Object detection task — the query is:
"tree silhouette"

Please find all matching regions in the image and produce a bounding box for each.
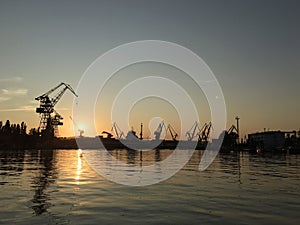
[3,120,11,135]
[0,120,28,137]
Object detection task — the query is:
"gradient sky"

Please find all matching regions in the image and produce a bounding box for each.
[0,0,299,138]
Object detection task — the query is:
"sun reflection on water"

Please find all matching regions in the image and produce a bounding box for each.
[75,150,82,185]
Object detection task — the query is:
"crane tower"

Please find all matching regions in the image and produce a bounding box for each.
[35,82,78,137]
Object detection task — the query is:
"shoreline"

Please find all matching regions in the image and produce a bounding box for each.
[1,136,299,154]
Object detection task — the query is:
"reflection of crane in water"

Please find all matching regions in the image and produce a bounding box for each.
[31,150,57,215]
[35,82,78,137]
[69,116,84,137]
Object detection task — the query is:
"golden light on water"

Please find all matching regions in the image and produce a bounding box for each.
[75,149,82,185]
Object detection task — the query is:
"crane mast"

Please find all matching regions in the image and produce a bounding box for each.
[35,82,78,137]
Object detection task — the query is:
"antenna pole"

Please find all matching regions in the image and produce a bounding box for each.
[140,123,143,140]
[235,116,240,144]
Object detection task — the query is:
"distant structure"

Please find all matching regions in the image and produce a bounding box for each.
[235,116,240,143]
[35,82,78,138]
[69,116,84,137]
[112,122,125,139]
[248,130,297,151]
[140,123,143,140]
[185,121,212,143]
[153,121,178,141]
[125,127,139,141]
[154,121,166,140]
[248,131,285,150]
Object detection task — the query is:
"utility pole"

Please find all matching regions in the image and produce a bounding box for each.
[235,116,240,144]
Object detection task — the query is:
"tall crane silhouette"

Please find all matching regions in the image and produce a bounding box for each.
[186,121,200,141]
[154,121,167,140]
[186,121,212,142]
[167,124,178,141]
[35,82,78,137]
[154,121,178,141]
[199,122,212,143]
[111,122,125,139]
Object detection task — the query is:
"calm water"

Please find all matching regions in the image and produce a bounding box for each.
[0,149,299,225]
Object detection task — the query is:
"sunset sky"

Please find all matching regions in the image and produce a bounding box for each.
[0,0,299,138]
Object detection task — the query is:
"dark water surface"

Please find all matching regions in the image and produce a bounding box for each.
[0,149,299,225]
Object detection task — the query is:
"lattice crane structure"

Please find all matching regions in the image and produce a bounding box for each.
[35,82,78,137]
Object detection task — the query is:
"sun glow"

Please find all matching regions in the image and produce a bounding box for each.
[77,124,85,131]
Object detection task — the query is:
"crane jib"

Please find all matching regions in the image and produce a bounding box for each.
[35,82,78,137]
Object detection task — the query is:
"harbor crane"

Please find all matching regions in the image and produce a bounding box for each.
[227,124,238,135]
[154,121,167,140]
[35,82,78,137]
[186,121,200,141]
[167,124,178,141]
[154,121,178,141]
[186,122,212,142]
[112,122,125,140]
[199,122,212,143]
[222,124,239,146]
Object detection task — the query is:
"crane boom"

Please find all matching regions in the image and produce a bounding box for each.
[35,83,63,100]
[35,82,78,106]
[227,124,238,134]
[199,122,212,142]
[52,83,77,106]
[112,122,125,139]
[186,121,200,141]
[167,124,178,141]
[154,121,178,141]
[154,121,167,140]
[35,82,78,137]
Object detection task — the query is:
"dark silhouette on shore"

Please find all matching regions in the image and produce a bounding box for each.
[0,119,58,150]
[0,120,30,149]
[1,117,300,154]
